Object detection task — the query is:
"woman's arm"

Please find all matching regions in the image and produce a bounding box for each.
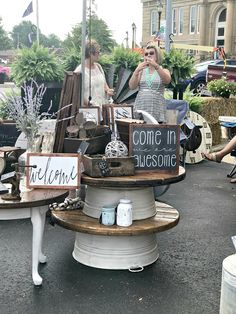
[146,57,171,84]
[155,66,171,84]
[97,63,114,96]
[129,61,148,89]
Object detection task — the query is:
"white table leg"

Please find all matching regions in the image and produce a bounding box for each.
[31,206,47,286]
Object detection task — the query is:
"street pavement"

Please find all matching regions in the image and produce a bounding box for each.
[0,159,236,314]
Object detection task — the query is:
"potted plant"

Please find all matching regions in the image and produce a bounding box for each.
[162,49,195,99]
[0,88,22,147]
[10,43,65,114]
[1,80,51,148]
[0,65,10,84]
[207,79,236,98]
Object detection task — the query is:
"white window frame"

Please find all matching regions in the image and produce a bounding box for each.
[151,10,158,36]
[172,8,177,34]
[189,5,197,34]
[197,5,200,34]
[178,7,184,35]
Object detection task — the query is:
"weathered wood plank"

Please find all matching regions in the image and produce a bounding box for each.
[51,202,179,236]
[81,166,185,187]
[53,72,74,152]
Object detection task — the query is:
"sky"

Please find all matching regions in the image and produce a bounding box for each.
[0,0,143,46]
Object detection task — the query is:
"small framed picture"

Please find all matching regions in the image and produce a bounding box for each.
[79,106,101,125]
[111,104,134,134]
[111,105,134,122]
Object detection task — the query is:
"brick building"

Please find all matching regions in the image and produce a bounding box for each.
[141,0,236,57]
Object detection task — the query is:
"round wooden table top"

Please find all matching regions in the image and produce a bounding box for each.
[52,202,179,236]
[0,189,69,209]
[81,166,186,188]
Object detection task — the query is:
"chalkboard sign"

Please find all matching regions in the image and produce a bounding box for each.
[0,122,20,147]
[26,153,81,189]
[129,124,180,173]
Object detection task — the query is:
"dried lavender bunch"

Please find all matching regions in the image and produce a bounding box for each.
[2,80,51,145]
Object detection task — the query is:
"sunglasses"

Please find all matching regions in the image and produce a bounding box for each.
[144,51,155,56]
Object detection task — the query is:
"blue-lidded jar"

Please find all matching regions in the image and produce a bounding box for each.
[101,205,116,225]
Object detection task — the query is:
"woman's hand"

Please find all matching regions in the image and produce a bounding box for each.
[134,61,149,75]
[145,57,160,70]
[106,88,114,96]
[129,61,149,90]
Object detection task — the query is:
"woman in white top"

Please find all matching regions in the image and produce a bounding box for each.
[74,40,114,108]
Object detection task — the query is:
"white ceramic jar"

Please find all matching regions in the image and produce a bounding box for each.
[117,199,132,227]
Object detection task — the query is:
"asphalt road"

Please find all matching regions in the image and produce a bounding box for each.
[0,160,236,314]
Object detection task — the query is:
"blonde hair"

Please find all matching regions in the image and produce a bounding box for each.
[145,41,163,64]
[85,39,101,58]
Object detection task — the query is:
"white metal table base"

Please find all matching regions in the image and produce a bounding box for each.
[73,233,158,270]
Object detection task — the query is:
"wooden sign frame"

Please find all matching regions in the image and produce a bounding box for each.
[26,153,81,189]
[129,124,180,174]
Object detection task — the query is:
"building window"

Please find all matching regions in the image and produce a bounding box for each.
[197,5,200,34]
[218,28,224,37]
[219,9,226,22]
[215,8,226,49]
[179,8,184,34]
[172,8,177,34]
[151,10,158,36]
[190,5,197,34]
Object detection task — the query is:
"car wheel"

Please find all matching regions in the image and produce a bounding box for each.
[193,80,206,94]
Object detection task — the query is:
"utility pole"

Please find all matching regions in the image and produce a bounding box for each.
[132,23,136,49]
[157,1,163,47]
[125,31,129,49]
[165,0,172,52]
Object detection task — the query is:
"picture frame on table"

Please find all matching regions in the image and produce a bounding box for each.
[102,104,134,132]
[78,106,101,125]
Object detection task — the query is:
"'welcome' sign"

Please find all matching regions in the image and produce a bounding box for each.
[26,153,80,189]
[129,124,180,174]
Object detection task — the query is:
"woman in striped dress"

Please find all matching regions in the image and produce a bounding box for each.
[129,42,171,123]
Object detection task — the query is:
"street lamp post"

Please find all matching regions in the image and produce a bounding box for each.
[132,23,137,49]
[125,31,129,49]
[157,0,163,46]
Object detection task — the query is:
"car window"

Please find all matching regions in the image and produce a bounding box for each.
[195,61,215,72]
[227,60,236,65]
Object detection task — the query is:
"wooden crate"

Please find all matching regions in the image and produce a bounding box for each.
[82,154,135,177]
[116,119,144,147]
[63,133,111,154]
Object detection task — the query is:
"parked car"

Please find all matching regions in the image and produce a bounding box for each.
[184,59,236,94]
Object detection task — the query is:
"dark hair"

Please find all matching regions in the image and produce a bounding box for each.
[85,40,101,58]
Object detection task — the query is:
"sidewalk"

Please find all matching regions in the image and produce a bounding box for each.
[0,159,235,314]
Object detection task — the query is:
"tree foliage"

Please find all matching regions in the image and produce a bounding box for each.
[11,21,62,49]
[43,34,62,48]
[63,14,117,53]
[11,21,36,48]
[0,17,13,50]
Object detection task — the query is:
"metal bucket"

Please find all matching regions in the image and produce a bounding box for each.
[220,254,236,314]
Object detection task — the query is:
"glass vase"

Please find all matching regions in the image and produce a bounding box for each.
[18,136,40,188]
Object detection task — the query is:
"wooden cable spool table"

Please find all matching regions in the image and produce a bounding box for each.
[0,188,68,285]
[52,167,185,270]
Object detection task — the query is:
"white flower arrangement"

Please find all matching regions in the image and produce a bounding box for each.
[2,80,51,148]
